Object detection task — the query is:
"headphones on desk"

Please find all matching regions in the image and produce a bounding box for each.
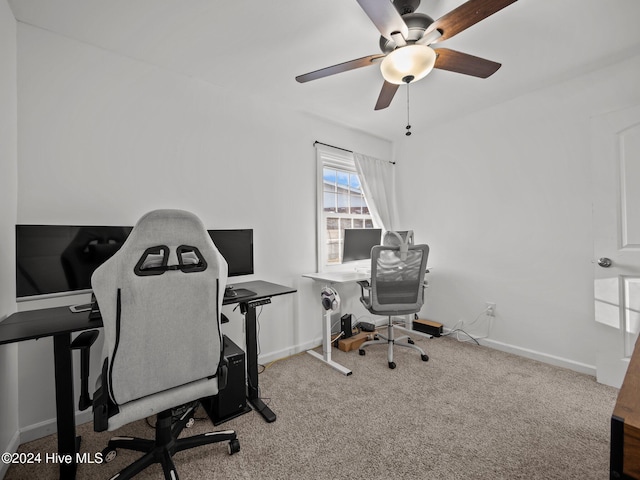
[320,287,340,312]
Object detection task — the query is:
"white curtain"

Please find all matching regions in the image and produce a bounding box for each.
[353,152,398,231]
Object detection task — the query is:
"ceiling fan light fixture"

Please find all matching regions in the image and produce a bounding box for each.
[380,44,436,85]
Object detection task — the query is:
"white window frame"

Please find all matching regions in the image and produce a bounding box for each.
[316,146,376,272]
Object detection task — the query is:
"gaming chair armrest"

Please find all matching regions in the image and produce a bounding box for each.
[92,358,112,432]
[70,330,100,411]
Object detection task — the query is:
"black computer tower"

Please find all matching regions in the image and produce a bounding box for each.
[341,313,353,338]
[201,335,251,425]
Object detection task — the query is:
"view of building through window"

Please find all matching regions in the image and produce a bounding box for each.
[322,167,374,264]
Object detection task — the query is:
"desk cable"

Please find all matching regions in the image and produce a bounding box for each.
[443,306,493,345]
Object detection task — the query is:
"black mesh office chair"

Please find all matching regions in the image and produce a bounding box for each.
[78,209,240,480]
[358,234,430,369]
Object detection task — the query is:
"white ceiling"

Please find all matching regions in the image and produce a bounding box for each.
[8,0,640,141]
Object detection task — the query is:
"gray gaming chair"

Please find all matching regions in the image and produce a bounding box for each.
[87,209,239,479]
[358,232,429,369]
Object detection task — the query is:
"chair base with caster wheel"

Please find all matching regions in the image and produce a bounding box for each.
[101,404,239,480]
[359,319,429,369]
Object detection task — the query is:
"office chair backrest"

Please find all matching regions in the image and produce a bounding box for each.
[92,209,228,407]
[369,243,429,314]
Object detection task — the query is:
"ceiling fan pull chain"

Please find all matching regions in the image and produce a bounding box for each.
[405,80,412,136]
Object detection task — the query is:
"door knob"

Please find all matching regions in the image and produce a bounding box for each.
[597,257,612,268]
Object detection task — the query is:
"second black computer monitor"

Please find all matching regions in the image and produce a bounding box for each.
[208,229,254,277]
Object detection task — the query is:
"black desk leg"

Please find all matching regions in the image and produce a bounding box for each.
[242,302,276,423]
[53,333,78,479]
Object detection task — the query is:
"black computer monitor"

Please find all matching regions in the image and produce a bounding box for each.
[16,225,256,299]
[208,229,254,277]
[16,224,133,299]
[342,228,382,263]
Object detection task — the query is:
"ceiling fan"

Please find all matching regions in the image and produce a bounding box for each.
[295,0,518,111]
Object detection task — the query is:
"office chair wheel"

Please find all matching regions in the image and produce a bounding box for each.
[388,361,396,369]
[359,349,366,356]
[421,354,429,362]
[228,439,241,455]
[185,417,195,428]
[408,338,415,345]
[101,447,117,463]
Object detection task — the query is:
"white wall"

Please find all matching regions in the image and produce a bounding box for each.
[0,0,19,475]
[15,23,392,437]
[395,53,640,372]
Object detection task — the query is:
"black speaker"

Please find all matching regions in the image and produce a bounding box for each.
[201,335,251,425]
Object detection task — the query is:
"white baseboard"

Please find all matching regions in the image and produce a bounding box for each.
[0,429,20,478]
[19,410,93,444]
[259,338,322,365]
[478,338,597,377]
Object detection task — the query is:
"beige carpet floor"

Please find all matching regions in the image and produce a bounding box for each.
[6,336,618,479]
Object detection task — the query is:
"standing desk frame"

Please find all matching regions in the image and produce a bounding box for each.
[302,271,371,376]
[222,280,296,423]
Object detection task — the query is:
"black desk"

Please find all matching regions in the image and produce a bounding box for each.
[0,279,295,480]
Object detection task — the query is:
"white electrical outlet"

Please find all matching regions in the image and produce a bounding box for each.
[486,302,496,317]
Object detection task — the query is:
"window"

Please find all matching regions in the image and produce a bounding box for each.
[316,147,376,269]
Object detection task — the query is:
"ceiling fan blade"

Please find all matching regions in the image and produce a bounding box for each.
[434,48,501,78]
[425,0,517,43]
[296,54,385,83]
[374,81,399,110]
[356,0,409,40]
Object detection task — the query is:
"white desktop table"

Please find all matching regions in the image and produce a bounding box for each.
[303,270,371,284]
[302,270,371,375]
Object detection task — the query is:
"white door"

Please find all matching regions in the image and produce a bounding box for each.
[592,104,640,388]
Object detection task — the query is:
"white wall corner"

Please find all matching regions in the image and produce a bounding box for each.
[0,428,20,478]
